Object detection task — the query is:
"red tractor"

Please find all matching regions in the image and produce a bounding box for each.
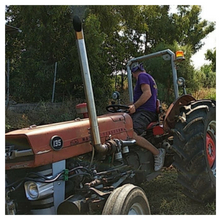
[5,16,216,215]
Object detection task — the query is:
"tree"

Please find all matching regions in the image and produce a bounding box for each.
[141,41,195,103]
[5,5,215,105]
[89,5,215,93]
[200,65,215,88]
[196,48,216,89]
[171,5,215,54]
[83,13,113,110]
[5,6,77,102]
[205,48,216,72]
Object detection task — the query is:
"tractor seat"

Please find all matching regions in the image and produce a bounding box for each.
[146,99,162,130]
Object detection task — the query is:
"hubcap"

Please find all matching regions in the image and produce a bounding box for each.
[206,121,216,177]
[206,133,215,167]
[128,203,144,215]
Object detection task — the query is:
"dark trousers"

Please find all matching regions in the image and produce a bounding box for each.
[131,111,157,135]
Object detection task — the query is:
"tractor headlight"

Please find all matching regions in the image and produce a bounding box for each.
[24,181,54,201]
[112,91,120,100]
[26,182,38,199]
[177,77,185,87]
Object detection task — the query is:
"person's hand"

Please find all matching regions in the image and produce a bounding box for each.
[128,104,136,114]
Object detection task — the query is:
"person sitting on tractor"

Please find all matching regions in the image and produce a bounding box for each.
[129,62,165,171]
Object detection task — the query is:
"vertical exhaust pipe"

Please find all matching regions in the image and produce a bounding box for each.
[72,16,108,154]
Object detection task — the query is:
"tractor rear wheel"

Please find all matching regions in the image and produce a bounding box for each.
[102,184,151,215]
[172,100,216,203]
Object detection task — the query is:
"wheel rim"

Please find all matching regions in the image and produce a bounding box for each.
[206,120,216,177]
[128,203,144,215]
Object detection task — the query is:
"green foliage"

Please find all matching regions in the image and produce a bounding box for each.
[200,65,216,88]
[172,6,215,53]
[193,48,216,91]
[5,99,82,132]
[6,5,77,102]
[205,90,216,100]
[142,41,196,103]
[5,111,31,132]
[84,13,113,107]
[5,5,215,106]
[205,48,216,72]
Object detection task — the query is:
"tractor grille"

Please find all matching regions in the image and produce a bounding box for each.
[6,137,34,163]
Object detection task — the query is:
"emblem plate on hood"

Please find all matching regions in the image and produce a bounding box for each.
[50,135,63,151]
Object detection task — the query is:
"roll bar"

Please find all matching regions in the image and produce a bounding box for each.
[127,49,179,103]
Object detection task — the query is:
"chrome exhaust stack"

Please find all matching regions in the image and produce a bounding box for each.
[72,16,109,154]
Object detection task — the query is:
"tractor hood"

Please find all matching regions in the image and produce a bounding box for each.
[6,113,133,170]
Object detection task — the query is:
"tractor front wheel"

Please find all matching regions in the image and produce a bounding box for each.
[172,100,216,203]
[102,184,151,215]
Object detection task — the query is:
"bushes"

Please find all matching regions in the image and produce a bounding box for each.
[6,111,31,132]
[192,87,216,101]
[5,96,111,132]
[6,99,81,132]
[5,86,215,133]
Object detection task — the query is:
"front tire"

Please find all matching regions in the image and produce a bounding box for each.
[102,184,151,215]
[172,100,216,203]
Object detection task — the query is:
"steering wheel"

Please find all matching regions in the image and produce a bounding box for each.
[106,104,130,113]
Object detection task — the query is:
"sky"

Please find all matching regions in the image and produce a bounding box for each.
[190,5,217,69]
[2,1,219,215]
[3,2,217,70]
[169,4,217,69]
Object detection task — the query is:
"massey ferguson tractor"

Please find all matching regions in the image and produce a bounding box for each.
[5,16,216,215]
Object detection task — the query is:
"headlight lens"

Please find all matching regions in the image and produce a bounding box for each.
[24,181,54,201]
[27,182,38,199]
[112,91,120,100]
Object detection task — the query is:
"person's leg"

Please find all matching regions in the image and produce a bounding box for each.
[133,132,159,155]
[133,132,165,171]
[131,111,166,171]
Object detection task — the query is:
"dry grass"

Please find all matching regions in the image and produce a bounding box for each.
[192,87,216,100]
[5,105,216,214]
[142,166,216,215]
[5,100,80,132]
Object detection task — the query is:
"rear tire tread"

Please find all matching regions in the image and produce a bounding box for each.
[172,100,216,203]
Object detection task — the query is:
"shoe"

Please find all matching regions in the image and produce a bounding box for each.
[154,148,165,171]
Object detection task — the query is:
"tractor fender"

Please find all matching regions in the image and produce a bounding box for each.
[163,95,196,132]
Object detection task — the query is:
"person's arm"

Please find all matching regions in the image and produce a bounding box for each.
[129,84,151,114]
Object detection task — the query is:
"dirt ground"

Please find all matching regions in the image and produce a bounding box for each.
[141,166,216,215]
